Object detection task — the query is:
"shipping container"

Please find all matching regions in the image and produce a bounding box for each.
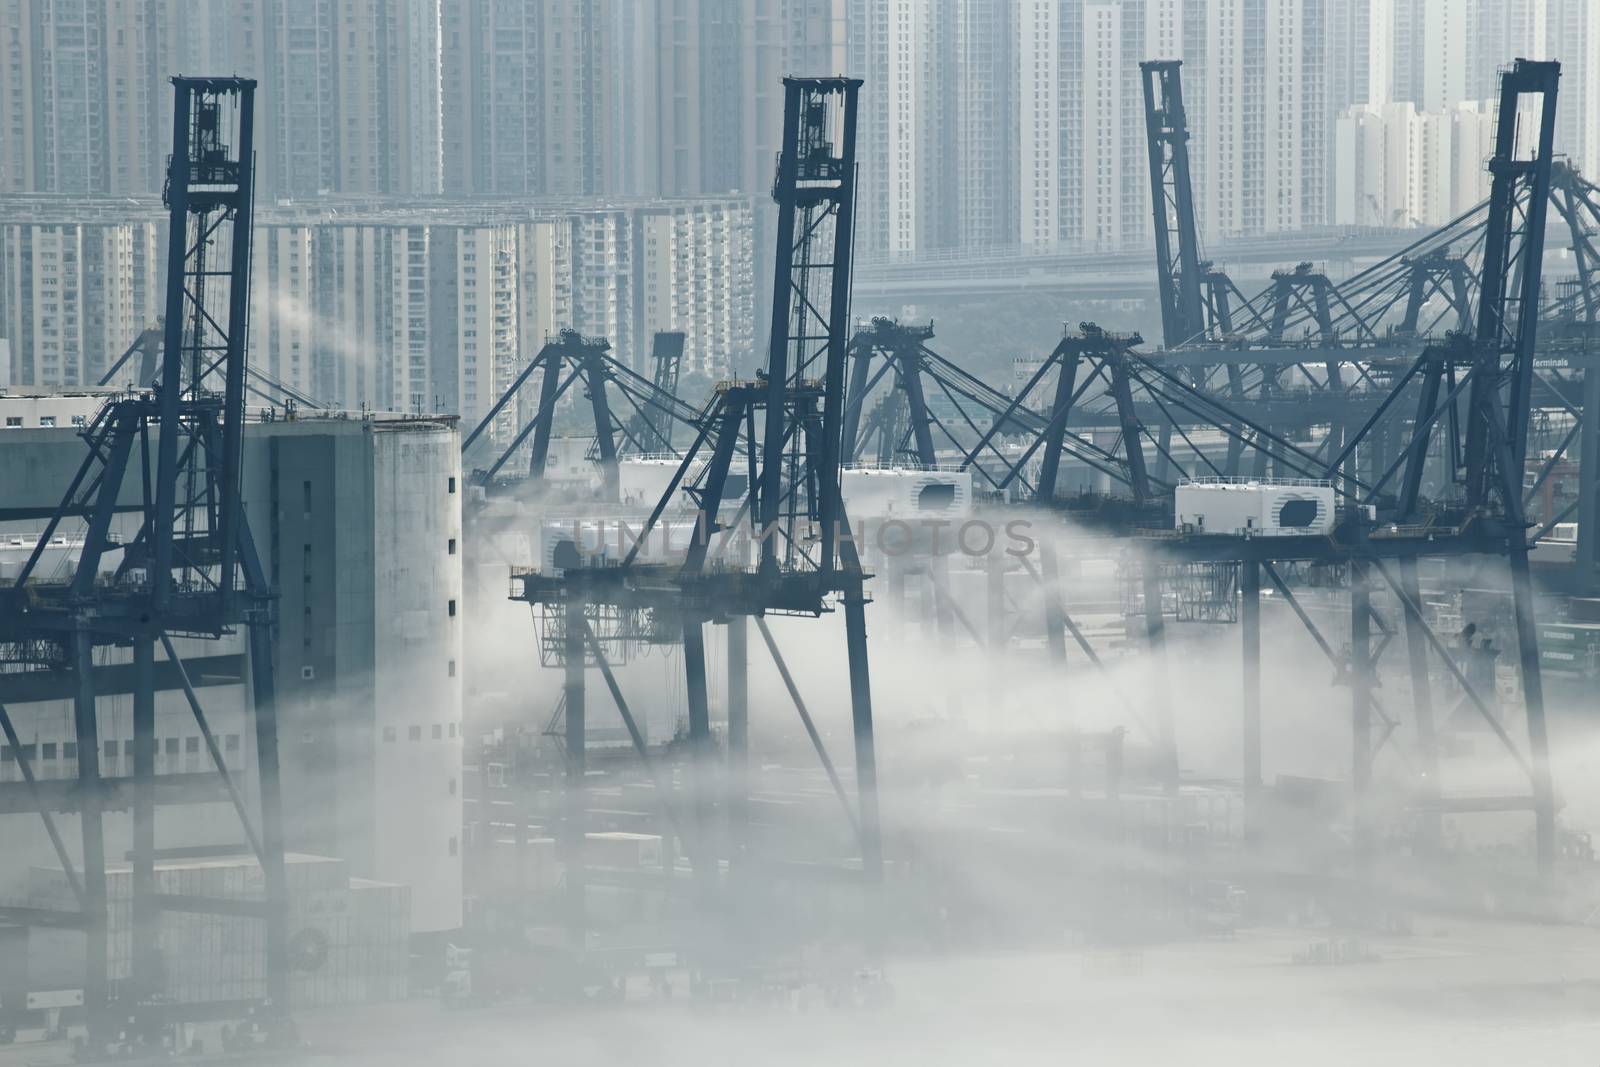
[1539,647,1596,675]
[1537,622,1600,649]
[584,832,663,869]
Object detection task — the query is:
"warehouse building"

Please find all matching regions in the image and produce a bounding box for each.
[0,410,464,937]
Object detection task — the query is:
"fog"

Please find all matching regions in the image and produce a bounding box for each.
[423,506,1600,1067]
[7,3,1600,1061]
[286,942,1600,1067]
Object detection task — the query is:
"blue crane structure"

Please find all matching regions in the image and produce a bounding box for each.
[825,59,1572,872]
[1009,59,1568,869]
[507,78,880,945]
[461,329,699,497]
[0,79,294,1045]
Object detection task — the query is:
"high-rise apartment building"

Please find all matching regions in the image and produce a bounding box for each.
[0,0,168,195]
[1077,1,1148,250]
[3,0,441,199]
[1335,0,1599,228]
[637,202,757,380]
[1017,0,1063,249]
[0,197,754,450]
[0,1,37,193]
[440,0,845,204]
[854,0,1025,257]
[1417,0,1477,112]
[0,205,163,387]
[257,212,524,426]
[1262,0,1327,233]
[442,0,542,196]
[1548,0,1600,178]
[1195,0,1256,240]
[1327,0,1375,118]
[1010,0,1326,252]
[954,0,1019,251]
[250,223,319,401]
[1333,99,1493,227]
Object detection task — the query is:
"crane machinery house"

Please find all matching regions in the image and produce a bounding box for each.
[1174,478,1336,536]
[839,466,972,520]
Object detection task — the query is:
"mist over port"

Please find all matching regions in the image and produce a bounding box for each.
[3,5,1600,1065]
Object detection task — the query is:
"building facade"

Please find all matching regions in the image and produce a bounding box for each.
[0,412,465,933]
[1333,99,1493,228]
[0,207,163,388]
[1008,0,1327,253]
[7,0,1600,256]
[439,0,846,201]
[0,0,168,196]
[1,0,442,199]
[1,197,755,450]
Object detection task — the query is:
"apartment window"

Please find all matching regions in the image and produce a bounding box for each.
[3,417,19,427]
[448,538,457,555]
[448,600,457,617]
[225,734,240,752]
[38,417,55,427]
[409,725,422,741]
[186,737,200,754]
[105,741,118,760]
[64,742,77,760]
[41,742,56,760]
[448,476,456,494]
[448,659,456,678]
[303,480,312,515]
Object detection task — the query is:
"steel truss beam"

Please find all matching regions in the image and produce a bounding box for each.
[462,329,701,495]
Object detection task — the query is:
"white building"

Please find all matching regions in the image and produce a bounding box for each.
[0,411,465,933]
[1418,0,1478,113]
[1334,99,1494,228]
[250,224,319,402]
[1549,0,1600,179]
[1011,0,1331,251]
[1080,3,1130,250]
[637,204,756,379]
[0,389,109,430]
[1017,0,1062,250]
[1262,0,1328,233]
[955,0,1019,251]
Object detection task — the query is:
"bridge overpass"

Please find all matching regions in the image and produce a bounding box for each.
[851,227,1455,300]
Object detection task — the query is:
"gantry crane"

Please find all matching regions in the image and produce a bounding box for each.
[508,78,879,951]
[0,79,292,1044]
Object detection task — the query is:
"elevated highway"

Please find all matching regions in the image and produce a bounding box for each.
[853,228,1462,300]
